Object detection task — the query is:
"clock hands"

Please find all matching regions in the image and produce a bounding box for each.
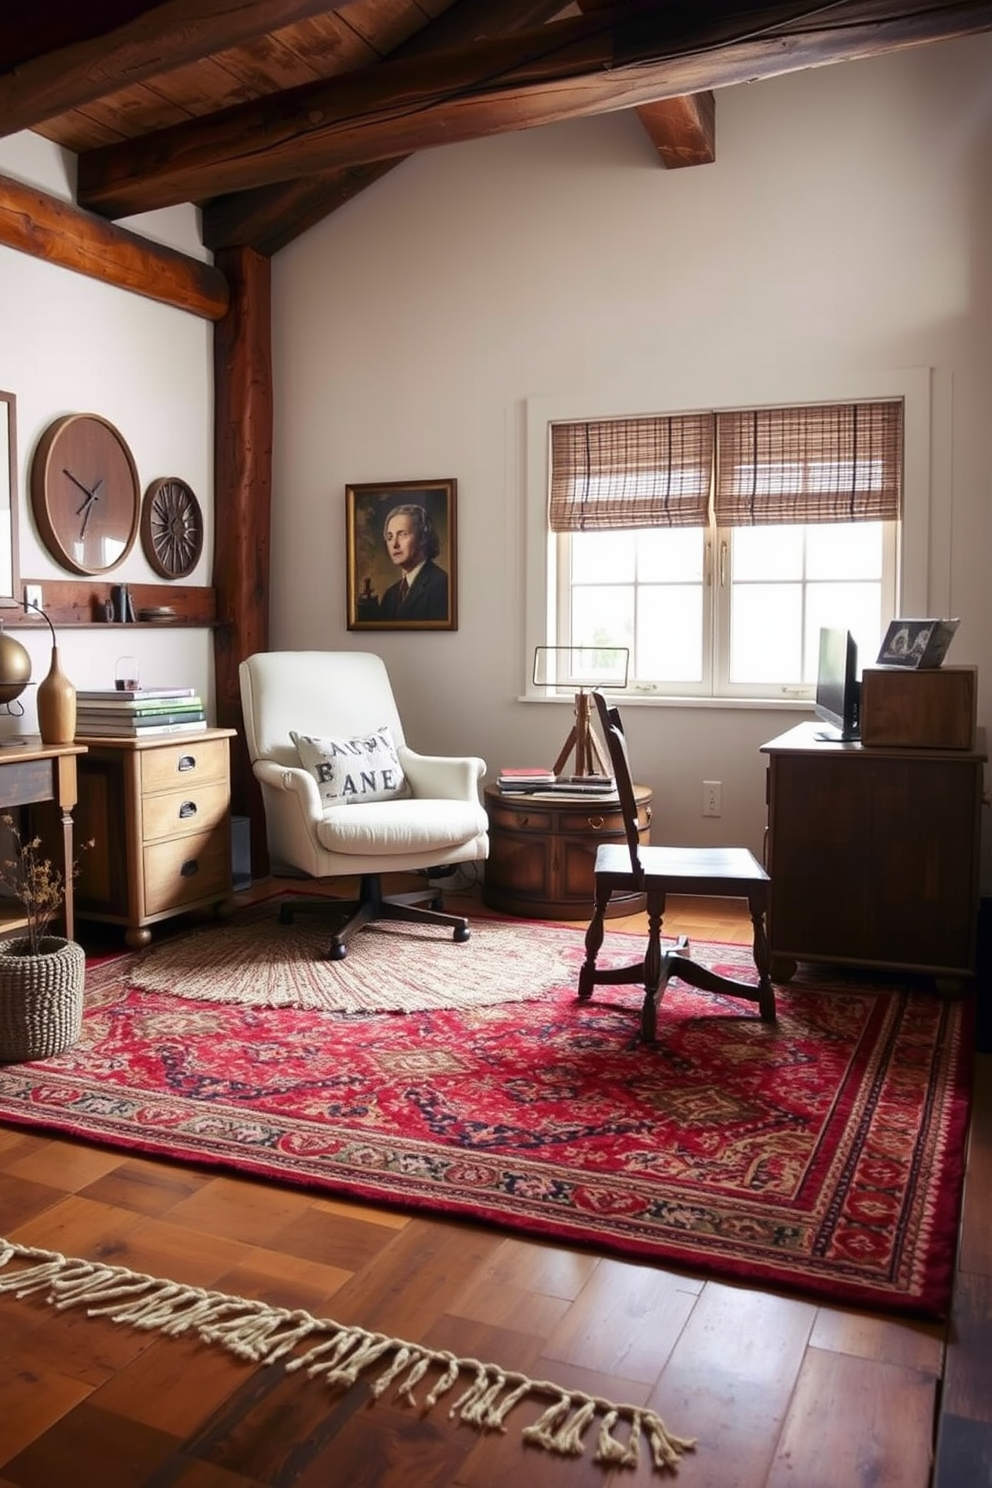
[63,468,104,538]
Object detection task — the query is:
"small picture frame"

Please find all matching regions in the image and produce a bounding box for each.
[876,618,959,669]
[346,479,457,631]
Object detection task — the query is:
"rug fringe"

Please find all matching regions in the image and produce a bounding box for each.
[0,1238,695,1474]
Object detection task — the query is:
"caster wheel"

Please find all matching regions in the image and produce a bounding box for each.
[454,925,471,943]
[430,897,443,911]
[328,943,348,961]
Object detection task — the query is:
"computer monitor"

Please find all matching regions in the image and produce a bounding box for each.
[814,627,860,741]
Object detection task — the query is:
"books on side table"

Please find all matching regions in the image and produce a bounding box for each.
[75,687,208,737]
[497,768,615,796]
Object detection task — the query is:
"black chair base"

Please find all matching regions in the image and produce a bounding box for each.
[278,873,471,960]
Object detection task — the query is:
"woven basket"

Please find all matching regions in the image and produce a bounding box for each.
[0,937,85,1063]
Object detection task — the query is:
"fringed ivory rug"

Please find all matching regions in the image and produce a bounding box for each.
[0,918,973,1316]
[0,1239,694,1475]
[126,905,589,1013]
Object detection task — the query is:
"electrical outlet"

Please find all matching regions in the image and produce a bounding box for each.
[702,780,722,817]
[24,584,42,613]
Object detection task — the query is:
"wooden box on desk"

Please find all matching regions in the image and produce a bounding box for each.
[860,664,977,749]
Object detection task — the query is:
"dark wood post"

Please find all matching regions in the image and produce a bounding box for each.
[212,245,272,871]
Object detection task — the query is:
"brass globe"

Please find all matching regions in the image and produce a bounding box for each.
[0,625,31,705]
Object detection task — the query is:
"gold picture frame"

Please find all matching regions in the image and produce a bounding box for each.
[346,479,457,631]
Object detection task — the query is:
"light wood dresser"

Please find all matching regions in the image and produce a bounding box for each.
[75,727,236,947]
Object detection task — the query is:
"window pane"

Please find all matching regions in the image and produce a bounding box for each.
[731,584,803,682]
[636,585,703,681]
[571,530,635,582]
[804,583,883,680]
[806,522,882,579]
[571,585,634,651]
[732,525,804,581]
[636,527,705,582]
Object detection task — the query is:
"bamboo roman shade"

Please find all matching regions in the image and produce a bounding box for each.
[549,414,713,531]
[550,400,903,532]
[715,401,903,525]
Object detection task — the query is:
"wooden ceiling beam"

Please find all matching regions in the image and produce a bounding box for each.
[0,0,344,138]
[78,0,992,220]
[573,0,715,168]
[202,0,571,254]
[0,170,229,319]
[639,92,716,168]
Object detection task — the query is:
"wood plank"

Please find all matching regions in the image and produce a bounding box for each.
[540,1257,701,1384]
[766,1348,935,1488]
[75,0,992,217]
[0,1,352,136]
[3,1401,181,1488]
[0,174,228,320]
[654,1281,817,1488]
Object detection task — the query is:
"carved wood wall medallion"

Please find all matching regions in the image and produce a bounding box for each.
[141,476,204,579]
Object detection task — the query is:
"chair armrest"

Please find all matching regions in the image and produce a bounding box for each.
[253,758,323,814]
[399,748,486,802]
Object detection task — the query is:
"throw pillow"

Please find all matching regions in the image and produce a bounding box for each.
[290,726,409,805]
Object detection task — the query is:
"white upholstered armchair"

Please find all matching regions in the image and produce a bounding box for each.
[239,650,489,959]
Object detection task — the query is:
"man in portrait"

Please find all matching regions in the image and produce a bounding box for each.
[376,503,449,622]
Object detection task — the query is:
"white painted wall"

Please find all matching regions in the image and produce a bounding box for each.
[0,133,215,734]
[271,34,992,883]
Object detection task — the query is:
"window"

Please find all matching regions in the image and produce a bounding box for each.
[546,400,903,701]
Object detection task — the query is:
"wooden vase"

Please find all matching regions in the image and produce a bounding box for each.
[37,645,77,746]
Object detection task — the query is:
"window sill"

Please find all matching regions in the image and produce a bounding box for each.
[519,693,813,712]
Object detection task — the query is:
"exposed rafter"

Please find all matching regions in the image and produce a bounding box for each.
[0,1,346,138]
[202,0,570,254]
[75,0,992,221]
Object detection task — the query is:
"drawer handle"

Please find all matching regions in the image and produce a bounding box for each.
[180,859,199,878]
[178,800,197,820]
[178,754,197,773]
[588,816,605,830]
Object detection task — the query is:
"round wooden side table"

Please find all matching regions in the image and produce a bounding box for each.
[482,783,652,920]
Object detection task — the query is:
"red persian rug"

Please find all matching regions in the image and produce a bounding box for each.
[0,916,972,1317]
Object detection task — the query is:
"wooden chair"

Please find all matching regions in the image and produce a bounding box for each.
[578,691,776,1042]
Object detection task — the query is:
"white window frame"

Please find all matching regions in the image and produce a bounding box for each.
[523,369,933,706]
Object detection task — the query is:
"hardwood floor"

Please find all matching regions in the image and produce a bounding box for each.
[1,878,988,1488]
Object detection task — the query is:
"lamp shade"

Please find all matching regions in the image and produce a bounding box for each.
[0,625,31,705]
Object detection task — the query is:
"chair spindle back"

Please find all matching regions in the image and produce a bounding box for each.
[592,690,644,881]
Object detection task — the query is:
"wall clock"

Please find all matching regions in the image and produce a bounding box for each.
[30,413,140,576]
[141,476,204,579]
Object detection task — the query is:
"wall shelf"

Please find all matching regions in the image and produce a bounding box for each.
[4,579,216,628]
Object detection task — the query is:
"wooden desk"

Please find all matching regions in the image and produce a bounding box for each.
[761,721,986,986]
[0,738,87,941]
[483,783,652,919]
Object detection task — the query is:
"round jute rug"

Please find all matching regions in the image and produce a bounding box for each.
[126,908,604,1015]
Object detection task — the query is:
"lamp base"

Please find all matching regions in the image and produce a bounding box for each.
[551,690,611,778]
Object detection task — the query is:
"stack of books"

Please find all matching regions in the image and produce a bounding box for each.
[75,687,208,737]
[497,768,615,795]
[547,774,616,795]
[497,766,556,792]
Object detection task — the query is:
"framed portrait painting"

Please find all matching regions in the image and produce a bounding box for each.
[346,478,457,631]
